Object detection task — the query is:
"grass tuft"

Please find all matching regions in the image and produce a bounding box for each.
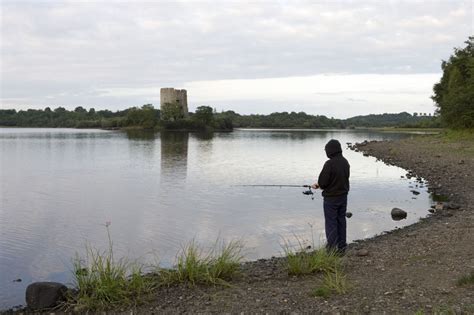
[282,231,349,298]
[68,228,243,311]
[69,236,155,310]
[457,271,474,286]
[312,265,349,298]
[159,239,243,286]
[322,266,349,294]
[311,286,331,298]
[281,234,341,275]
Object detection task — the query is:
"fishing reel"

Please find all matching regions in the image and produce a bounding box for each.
[302,186,315,200]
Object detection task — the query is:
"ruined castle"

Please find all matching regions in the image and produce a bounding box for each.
[160,88,189,119]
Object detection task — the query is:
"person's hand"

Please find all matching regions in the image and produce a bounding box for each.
[311,183,319,189]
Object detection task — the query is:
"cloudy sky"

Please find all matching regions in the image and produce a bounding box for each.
[1,0,472,118]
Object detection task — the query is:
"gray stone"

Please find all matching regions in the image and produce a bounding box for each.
[391,208,407,220]
[447,203,461,210]
[26,282,67,310]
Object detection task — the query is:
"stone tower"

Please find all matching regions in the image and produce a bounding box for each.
[160,88,189,118]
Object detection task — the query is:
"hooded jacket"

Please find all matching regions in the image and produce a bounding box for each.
[318,139,350,198]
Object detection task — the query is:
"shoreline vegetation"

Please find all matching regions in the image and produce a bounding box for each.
[65,230,346,312]
[0,106,441,132]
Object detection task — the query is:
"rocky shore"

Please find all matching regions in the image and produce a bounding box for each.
[136,135,473,314]
[6,134,474,314]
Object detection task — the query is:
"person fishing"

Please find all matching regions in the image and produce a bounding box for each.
[312,139,350,254]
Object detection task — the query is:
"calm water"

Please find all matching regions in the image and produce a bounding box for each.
[0,128,433,308]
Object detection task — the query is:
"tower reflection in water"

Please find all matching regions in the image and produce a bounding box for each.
[160,131,189,182]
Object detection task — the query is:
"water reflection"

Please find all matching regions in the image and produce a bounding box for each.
[192,131,215,141]
[125,129,157,141]
[160,131,189,181]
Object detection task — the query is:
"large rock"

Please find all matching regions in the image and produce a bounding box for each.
[391,208,407,220]
[26,282,68,310]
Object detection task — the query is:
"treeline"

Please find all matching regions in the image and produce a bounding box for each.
[215,111,437,128]
[0,105,232,131]
[0,106,439,130]
[432,36,474,129]
[344,112,440,128]
[215,111,345,128]
[0,105,158,129]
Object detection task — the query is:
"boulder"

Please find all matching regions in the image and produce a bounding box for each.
[391,208,407,220]
[345,212,353,218]
[26,282,68,310]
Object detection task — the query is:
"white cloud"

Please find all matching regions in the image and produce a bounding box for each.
[0,0,471,116]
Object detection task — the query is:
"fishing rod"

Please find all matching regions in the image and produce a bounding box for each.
[235,185,353,218]
[234,184,317,199]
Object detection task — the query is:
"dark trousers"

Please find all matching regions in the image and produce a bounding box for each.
[323,195,347,251]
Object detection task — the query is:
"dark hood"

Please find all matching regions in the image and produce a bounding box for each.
[325,139,342,158]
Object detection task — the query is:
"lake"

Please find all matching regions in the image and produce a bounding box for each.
[0,128,433,308]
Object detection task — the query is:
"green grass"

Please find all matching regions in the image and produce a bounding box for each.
[311,286,331,298]
[284,247,341,275]
[439,129,474,157]
[281,234,341,275]
[68,226,243,310]
[311,265,349,298]
[69,240,155,310]
[442,128,474,141]
[457,271,474,286]
[282,233,349,298]
[322,267,349,294]
[159,239,243,286]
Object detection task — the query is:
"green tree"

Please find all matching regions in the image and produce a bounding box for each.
[161,102,184,121]
[139,104,158,129]
[432,36,474,129]
[74,106,87,114]
[194,106,214,125]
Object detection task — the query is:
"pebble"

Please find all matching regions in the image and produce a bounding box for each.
[356,249,369,257]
